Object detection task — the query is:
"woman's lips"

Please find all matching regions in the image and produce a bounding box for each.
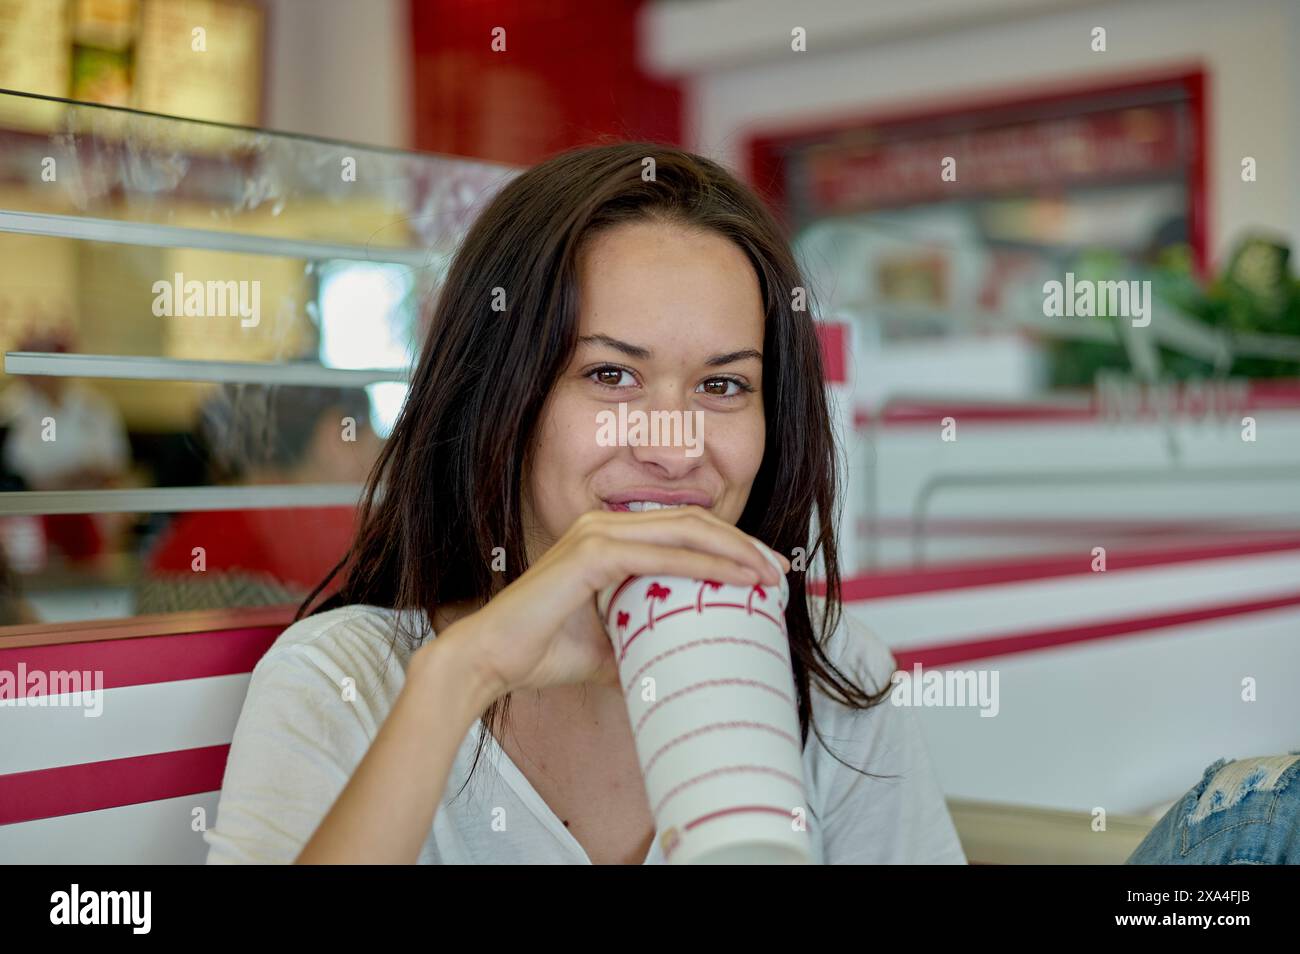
[602,501,697,512]
[601,490,713,510]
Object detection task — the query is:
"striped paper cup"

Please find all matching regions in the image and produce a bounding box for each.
[596,540,812,864]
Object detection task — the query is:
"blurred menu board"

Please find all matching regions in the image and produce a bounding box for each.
[70,0,137,107]
[0,0,262,131]
[134,0,262,126]
[0,0,72,130]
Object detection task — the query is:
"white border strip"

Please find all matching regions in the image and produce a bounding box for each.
[0,792,219,864]
[0,209,438,268]
[0,674,250,776]
[850,550,1300,650]
[5,351,409,386]
[0,483,362,515]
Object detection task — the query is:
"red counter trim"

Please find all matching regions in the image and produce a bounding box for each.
[893,589,1300,670]
[817,534,1300,602]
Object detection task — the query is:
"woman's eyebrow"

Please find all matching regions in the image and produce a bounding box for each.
[578,333,762,367]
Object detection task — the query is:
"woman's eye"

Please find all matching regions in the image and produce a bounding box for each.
[698,377,751,399]
[587,366,753,399]
[590,366,636,389]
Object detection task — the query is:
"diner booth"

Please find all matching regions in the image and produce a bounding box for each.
[11,87,1288,865]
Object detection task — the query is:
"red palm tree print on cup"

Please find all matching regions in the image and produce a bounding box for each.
[696,580,723,613]
[746,583,766,615]
[615,610,630,652]
[645,582,672,630]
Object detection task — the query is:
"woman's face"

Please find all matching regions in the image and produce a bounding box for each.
[523,220,768,558]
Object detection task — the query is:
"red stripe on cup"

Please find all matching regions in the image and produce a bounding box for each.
[619,600,785,662]
[665,805,810,861]
[642,721,800,778]
[634,678,796,737]
[622,637,790,701]
[684,804,808,832]
[653,764,805,818]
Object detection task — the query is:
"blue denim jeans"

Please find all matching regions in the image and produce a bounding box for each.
[1127,752,1300,864]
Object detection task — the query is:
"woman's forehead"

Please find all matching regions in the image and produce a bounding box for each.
[575,225,764,342]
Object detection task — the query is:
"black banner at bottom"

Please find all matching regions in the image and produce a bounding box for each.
[0,863,1285,940]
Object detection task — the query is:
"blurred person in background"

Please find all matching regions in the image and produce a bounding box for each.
[0,330,131,567]
[0,541,39,626]
[136,384,381,613]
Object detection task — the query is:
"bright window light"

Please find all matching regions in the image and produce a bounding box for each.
[364,381,408,439]
[318,262,415,439]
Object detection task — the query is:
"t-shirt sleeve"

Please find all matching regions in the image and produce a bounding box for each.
[813,613,968,865]
[204,641,377,864]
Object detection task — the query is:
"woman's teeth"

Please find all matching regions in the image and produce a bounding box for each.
[625,501,689,512]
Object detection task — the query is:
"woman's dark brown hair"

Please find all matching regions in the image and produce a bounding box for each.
[300,139,894,803]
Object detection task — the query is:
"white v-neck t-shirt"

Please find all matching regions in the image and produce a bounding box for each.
[204,602,967,865]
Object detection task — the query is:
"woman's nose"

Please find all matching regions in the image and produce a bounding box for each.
[624,394,708,468]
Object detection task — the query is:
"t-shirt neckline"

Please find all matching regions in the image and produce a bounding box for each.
[470,716,660,865]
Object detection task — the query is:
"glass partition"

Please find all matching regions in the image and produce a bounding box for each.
[0,88,519,628]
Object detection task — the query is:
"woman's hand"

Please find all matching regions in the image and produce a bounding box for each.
[428,506,791,700]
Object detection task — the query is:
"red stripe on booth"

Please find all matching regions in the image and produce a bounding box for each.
[893,590,1300,669]
[816,321,847,384]
[822,534,1300,602]
[0,744,230,825]
[0,625,283,696]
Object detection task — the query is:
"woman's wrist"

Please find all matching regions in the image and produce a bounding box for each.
[408,622,506,718]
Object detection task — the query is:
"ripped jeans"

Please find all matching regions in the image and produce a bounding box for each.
[1127,752,1300,865]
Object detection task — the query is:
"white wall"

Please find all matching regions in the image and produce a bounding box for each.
[851,586,1300,814]
[263,0,411,149]
[646,0,1300,265]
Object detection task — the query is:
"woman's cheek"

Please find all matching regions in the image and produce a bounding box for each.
[713,413,765,479]
[742,407,767,471]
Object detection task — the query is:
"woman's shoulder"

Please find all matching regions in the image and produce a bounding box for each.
[255,603,429,690]
[268,603,401,650]
[799,595,968,864]
[805,593,898,701]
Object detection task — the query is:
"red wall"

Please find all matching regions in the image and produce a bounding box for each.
[410,0,682,166]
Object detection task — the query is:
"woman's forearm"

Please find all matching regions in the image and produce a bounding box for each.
[295,627,502,864]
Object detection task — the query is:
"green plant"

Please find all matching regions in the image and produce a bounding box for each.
[1047,236,1300,387]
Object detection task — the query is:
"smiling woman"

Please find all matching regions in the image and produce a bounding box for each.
[203,140,966,865]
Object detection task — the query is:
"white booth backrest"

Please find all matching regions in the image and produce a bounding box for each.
[7,527,1297,865]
